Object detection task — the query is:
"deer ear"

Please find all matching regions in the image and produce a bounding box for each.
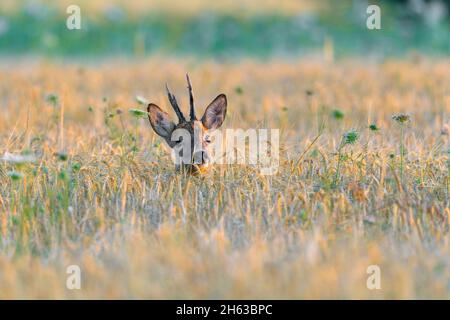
[147,103,176,139]
[201,94,227,130]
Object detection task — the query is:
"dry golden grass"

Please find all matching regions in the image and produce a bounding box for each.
[0,57,449,299]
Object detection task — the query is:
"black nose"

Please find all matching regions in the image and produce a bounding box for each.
[193,151,209,165]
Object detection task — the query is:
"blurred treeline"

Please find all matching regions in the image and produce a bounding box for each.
[0,0,448,58]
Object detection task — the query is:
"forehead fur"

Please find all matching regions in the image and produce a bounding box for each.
[175,120,206,132]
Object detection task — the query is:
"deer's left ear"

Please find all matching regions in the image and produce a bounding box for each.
[201,94,227,130]
[147,103,176,140]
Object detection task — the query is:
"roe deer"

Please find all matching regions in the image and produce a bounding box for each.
[147,74,227,173]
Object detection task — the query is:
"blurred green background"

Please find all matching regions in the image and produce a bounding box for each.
[0,0,448,58]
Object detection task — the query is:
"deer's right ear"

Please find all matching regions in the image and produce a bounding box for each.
[201,94,227,130]
[147,103,176,140]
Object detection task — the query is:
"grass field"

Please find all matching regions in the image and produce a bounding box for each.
[1,1,448,57]
[0,57,448,298]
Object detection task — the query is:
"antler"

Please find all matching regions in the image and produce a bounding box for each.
[186,73,196,121]
[165,83,186,123]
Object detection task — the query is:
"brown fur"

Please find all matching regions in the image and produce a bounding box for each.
[147,77,227,174]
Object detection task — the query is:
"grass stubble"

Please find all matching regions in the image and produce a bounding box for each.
[0,57,448,299]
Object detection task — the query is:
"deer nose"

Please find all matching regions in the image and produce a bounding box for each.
[193,150,209,165]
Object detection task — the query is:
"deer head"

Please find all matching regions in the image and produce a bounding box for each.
[147,74,227,173]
